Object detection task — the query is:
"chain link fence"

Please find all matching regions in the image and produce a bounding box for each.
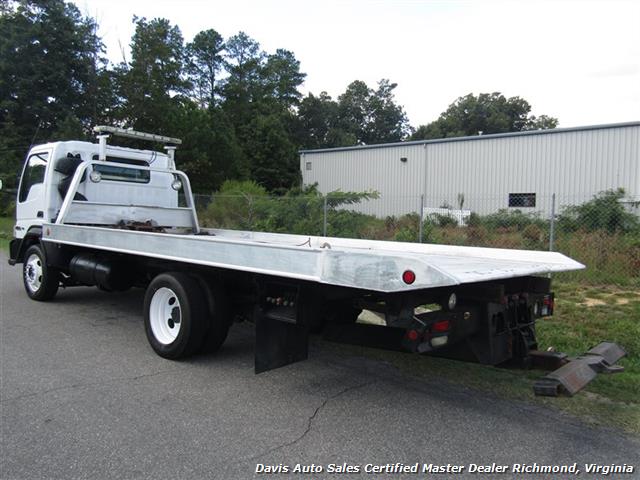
[0,187,637,287]
[193,191,640,287]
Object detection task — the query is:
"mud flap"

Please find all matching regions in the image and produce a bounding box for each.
[254,283,309,374]
[533,342,626,396]
[255,311,309,373]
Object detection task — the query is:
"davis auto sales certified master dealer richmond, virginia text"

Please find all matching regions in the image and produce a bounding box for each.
[255,462,635,475]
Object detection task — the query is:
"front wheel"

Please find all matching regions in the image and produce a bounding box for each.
[144,272,207,359]
[23,244,60,301]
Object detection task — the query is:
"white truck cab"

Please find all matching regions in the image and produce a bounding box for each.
[15,132,178,240]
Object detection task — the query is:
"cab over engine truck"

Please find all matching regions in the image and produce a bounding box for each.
[7,127,625,396]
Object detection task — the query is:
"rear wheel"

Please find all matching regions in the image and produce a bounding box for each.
[144,272,207,359]
[23,244,60,301]
[199,281,231,354]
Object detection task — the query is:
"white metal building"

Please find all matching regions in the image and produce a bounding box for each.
[300,122,640,217]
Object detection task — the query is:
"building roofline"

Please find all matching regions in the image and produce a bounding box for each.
[299,121,640,155]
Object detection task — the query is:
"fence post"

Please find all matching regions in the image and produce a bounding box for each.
[549,193,556,251]
[323,195,328,237]
[418,194,425,243]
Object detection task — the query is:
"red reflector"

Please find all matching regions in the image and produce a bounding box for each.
[543,296,552,305]
[402,270,416,284]
[406,329,419,341]
[432,320,450,332]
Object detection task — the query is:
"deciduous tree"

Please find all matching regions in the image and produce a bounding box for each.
[337,79,410,144]
[411,92,557,140]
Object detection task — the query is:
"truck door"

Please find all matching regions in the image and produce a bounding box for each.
[16,150,50,238]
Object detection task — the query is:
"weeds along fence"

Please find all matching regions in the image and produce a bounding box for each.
[0,187,637,286]
[193,191,640,287]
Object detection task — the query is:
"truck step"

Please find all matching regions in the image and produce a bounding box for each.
[533,342,626,396]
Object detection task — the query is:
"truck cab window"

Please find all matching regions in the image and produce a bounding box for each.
[19,152,49,202]
[91,155,150,183]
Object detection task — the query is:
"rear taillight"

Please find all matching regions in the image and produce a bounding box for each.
[541,294,554,316]
[402,270,416,284]
[406,329,419,341]
[432,320,450,333]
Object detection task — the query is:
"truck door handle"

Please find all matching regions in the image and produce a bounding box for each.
[37,211,44,218]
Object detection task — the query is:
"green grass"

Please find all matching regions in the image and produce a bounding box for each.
[0,216,13,251]
[540,283,640,404]
[325,281,640,435]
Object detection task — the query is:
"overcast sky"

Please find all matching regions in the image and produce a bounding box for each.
[71,0,640,129]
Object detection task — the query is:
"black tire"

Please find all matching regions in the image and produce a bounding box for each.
[198,281,231,354]
[22,244,60,301]
[143,272,207,359]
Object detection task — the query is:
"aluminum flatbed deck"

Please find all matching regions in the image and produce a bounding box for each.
[44,223,584,293]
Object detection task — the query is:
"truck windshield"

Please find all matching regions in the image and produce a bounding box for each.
[19,152,49,202]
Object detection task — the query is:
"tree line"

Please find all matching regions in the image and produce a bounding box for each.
[0,0,558,194]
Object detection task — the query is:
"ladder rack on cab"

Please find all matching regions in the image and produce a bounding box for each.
[92,125,182,168]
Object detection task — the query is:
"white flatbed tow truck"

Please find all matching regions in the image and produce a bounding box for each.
[8,126,625,395]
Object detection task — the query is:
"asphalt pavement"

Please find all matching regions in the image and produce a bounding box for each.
[1,254,638,480]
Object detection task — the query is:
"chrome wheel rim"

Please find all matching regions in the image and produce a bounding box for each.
[25,253,43,293]
[149,287,182,344]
